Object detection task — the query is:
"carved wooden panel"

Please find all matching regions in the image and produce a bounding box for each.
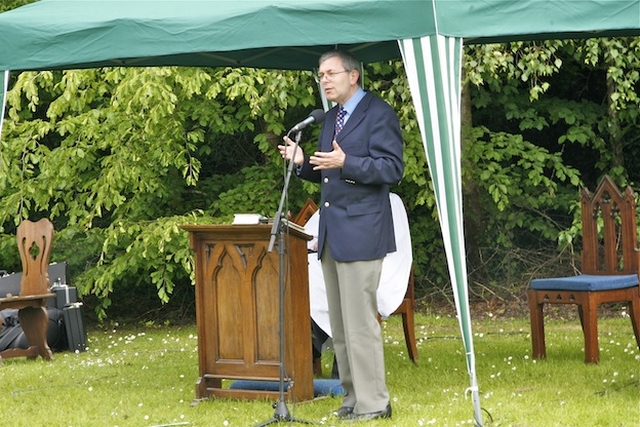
[182,224,313,401]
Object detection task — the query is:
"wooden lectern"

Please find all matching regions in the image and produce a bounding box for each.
[182,224,314,402]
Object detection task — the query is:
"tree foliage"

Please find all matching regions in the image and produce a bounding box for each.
[1,66,320,318]
[460,38,640,295]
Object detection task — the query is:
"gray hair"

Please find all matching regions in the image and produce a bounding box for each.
[319,50,361,84]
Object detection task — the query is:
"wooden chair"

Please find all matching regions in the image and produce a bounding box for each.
[528,176,640,363]
[388,266,419,362]
[292,198,319,228]
[0,218,56,362]
[295,198,418,368]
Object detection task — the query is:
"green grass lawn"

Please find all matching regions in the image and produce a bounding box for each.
[0,313,638,426]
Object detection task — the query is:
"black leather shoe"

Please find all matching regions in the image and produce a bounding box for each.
[341,403,392,422]
[332,406,354,418]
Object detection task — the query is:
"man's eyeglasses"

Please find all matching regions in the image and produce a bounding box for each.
[315,70,350,82]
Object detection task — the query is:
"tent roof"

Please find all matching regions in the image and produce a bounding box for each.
[0,0,638,72]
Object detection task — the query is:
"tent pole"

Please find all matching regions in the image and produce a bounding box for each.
[398,35,484,426]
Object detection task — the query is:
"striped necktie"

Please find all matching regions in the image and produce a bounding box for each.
[334,106,346,136]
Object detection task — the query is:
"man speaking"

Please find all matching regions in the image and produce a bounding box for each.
[279,50,404,421]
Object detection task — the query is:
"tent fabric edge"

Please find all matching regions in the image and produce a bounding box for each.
[0,70,8,142]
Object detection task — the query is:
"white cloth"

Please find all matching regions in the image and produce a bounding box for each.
[305,193,413,337]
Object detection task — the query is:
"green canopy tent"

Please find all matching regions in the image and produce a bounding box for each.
[1,1,639,425]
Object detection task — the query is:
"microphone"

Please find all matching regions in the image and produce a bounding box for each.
[289,109,325,133]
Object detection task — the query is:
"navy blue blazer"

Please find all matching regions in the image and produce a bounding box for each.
[298,92,404,262]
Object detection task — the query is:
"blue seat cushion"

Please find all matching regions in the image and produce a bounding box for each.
[531,274,638,292]
[229,379,345,397]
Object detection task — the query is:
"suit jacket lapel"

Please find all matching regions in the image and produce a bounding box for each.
[320,93,373,150]
[334,93,371,142]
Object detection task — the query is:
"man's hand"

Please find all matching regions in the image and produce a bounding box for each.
[278,136,304,166]
[310,140,345,170]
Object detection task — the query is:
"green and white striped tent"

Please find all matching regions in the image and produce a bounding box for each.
[1,1,639,424]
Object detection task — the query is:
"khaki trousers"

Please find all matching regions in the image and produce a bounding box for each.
[321,248,389,414]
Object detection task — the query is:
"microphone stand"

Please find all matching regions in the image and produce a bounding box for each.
[256,130,316,426]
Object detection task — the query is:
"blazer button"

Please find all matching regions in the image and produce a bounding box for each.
[324,201,330,208]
